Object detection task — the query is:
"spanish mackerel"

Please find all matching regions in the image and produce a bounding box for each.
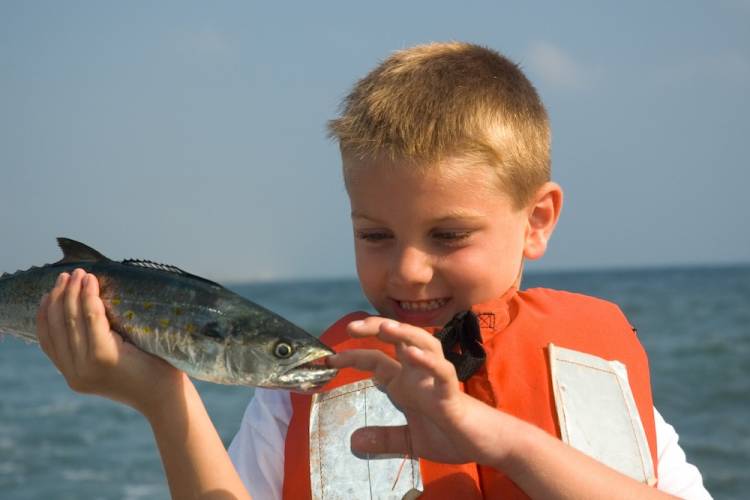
[0,238,337,391]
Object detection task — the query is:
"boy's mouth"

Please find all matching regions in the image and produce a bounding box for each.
[391,297,451,326]
[397,298,449,312]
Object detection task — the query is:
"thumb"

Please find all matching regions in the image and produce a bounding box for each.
[351,426,412,458]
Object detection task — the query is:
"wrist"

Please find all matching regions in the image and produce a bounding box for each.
[479,407,536,471]
[139,372,195,424]
[446,395,526,468]
[488,414,555,477]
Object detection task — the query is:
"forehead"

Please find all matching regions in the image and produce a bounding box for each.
[344,154,500,192]
[345,155,517,219]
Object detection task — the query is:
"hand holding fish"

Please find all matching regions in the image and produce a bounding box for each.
[36,268,183,415]
[37,268,253,500]
[3,238,334,498]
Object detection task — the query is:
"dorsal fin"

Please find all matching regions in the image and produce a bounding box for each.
[55,238,111,264]
[121,259,223,287]
[122,259,187,274]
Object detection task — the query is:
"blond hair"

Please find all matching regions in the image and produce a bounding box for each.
[328,42,550,208]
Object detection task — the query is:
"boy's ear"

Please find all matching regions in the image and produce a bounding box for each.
[523,182,563,260]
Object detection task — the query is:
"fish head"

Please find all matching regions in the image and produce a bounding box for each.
[193,312,338,392]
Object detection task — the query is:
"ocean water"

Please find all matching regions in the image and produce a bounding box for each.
[1,265,748,499]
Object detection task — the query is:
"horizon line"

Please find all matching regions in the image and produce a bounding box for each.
[219,260,750,286]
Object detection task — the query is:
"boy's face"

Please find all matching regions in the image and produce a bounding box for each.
[346,156,538,328]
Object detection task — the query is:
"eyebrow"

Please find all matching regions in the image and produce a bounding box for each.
[430,209,486,223]
[351,209,485,224]
[350,212,381,223]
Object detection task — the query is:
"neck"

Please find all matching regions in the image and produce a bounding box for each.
[513,261,524,289]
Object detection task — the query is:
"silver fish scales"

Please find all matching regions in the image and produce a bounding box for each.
[0,238,337,391]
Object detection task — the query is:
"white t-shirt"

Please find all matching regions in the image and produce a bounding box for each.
[228,389,712,499]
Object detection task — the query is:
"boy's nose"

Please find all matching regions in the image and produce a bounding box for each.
[390,245,433,286]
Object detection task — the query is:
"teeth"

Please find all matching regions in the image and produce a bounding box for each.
[398,299,447,312]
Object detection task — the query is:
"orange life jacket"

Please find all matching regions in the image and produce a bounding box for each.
[282,288,658,499]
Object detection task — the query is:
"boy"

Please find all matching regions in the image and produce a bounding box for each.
[38,42,709,499]
[228,42,709,499]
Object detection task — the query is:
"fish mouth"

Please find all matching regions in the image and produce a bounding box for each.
[277,349,338,392]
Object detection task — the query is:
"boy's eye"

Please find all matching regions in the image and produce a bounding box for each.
[432,230,472,244]
[356,230,392,242]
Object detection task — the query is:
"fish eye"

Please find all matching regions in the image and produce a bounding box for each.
[273,341,294,359]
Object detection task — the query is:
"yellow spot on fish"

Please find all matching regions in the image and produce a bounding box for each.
[125,311,135,321]
[111,298,121,306]
[159,318,170,329]
[143,326,152,334]
[185,323,196,334]
[143,302,153,310]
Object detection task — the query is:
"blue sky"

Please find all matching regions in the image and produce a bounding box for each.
[1,1,748,282]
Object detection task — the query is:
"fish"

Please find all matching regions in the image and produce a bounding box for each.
[0,238,338,391]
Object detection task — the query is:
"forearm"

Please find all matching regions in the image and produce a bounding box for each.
[488,408,675,500]
[145,375,252,500]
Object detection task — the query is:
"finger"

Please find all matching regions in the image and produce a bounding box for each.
[346,316,390,338]
[45,272,74,372]
[80,273,114,357]
[328,349,400,384]
[64,268,88,362]
[327,348,394,371]
[400,344,458,390]
[349,317,441,353]
[36,293,52,356]
[351,425,413,457]
[378,320,444,355]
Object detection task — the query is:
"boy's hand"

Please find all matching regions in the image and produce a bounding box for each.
[36,269,185,417]
[328,318,511,466]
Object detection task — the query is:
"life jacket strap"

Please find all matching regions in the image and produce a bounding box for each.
[435,311,486,381]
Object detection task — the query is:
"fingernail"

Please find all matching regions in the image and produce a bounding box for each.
[383,320,400,329]
[350,320,364,328]
[82,275,89,288]
[351,429,375,459]
[39,293,48,306]
[55,273,66,286]
[356,428,375,442]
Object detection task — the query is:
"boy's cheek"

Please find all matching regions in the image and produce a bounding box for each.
[355,254,386,287]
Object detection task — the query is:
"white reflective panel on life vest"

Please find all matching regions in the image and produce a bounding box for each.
[548,343,656,485]
[309,379,423,500]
